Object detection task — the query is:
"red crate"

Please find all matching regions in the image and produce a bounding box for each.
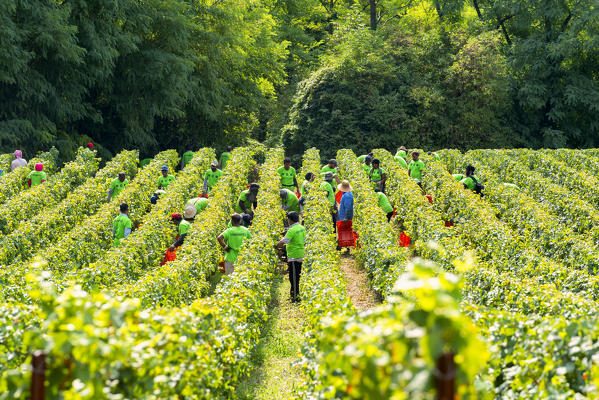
[337,220,356,247]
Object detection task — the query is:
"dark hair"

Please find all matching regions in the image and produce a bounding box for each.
[118,171,126,177]
[328,159,337,166]
[120,203,128,213]
[466,165,476,174]
[368,152,373,156]
[305,172,313,180]
[249,183,260,191]
[374,188,383,193]
[372,158,380,165]
[231,213,242,224]
[412,151,420,156]
[284,157,291,163]
[287,211,300,223]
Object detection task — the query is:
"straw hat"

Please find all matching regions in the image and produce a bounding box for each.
[337,180,353,192]
[183,204,197,219]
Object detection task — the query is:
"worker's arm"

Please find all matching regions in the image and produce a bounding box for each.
[239,199,249,214]
[381,172,387,184]
[217,234,230,251]
[294,177,299,192]
[107,189,114,202]
[202,178,209,194]
[276,237,290,249]
[124,227,131,238]
[408,168,412,177]
[334,175,341,185]
[170,233,187,251]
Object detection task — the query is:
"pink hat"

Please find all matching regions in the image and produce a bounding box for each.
[14,150,22,158]
[87,142,94,149]
[35,163,43,172]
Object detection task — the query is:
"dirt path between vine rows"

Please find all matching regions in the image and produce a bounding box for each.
[235,269,304,399]
[339,251,379,311]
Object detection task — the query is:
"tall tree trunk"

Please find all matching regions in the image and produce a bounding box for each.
[472,0,483,19]
[370,0,377,30]
[433,0,443,19]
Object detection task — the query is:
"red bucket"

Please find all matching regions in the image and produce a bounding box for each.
[399,233,411,247]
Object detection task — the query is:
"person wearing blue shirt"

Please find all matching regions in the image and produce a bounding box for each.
[337,180,354,221]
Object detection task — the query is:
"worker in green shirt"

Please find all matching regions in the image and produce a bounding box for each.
[220,146,233,169]
[321,172,336,207]
[300,172,315,198]
[375,189,394,222]
[113,203,132,246]
[203,161,222,195]
[408,151,425,186]
[169,205,196,251]
[460,165,484,195]
[107,172,129,201]
[321,159,338,176]
[428,151,440,161]
[278,157,299,192]
[181,147,194,169]
[394,152,408,169]
[218,213,252,274]
[28,163,47,187]
[235,183,260,215]
[158,165,176,189]
[452,173,465,181]
[187,196,209,214]
[357,152,373,163]
[277,211,306,303]
[369,159,387,191]
[280,189,300,213]
[395,146,408,160]
[363,156,373,174]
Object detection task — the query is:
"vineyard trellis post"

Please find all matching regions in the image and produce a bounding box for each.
[31,350,46,400]
[435,352,455,400]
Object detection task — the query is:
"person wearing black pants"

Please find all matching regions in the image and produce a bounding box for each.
[277,212,306,303]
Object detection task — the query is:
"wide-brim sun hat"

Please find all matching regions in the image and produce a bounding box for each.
[183,204,197,219]
[337,180,353,192]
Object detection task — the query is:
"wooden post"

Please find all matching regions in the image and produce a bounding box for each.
[31,351,46,400]
[435,352,455,400]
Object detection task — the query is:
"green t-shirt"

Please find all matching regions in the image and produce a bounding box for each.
[502,182,521,191]
[109,178,129,197]
[285,223,306,259]
[113,214,132,246]
[408,160,425,180]
[235,189,253,213]
[363,164,372,174]
[277,166,297,188]
[321,165,337,176]
[320,181,335,206]
[182,151,194,168]
[187,197,209,214]
[461,175,480,191]
[452,174,465,181]
[220,152,231,169]
[370,167,386,182]
[376,192,393,213]
[158,174,176,189]
[204,169,222,190]
[28,170,47,187]
[394,156,408,169]
[432,153,440,161]
[395,150,407,160]
[179,220,192,235]
[221,225,252,262]
[282,189,300,212]
[357,155,369,163]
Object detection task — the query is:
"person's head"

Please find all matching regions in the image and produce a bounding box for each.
[287,211,300,225]
[323,172,333,183]
[183,204,197,220]
[328,159,337,169]
[305,172,314,182]
[372,159,380,168]
[227,146,233,152]
[171,213,183,225]
[284,157,291,169]
[211,160,218,171]
[120,203,129,214]
[186,145,193,151]
[338,180,353,193]
[150,190,165,205]
[412,151,420,161]
[279,189,288,199]
[249,183,260,194]
[231,213,242,227]
[374,188,383,193]
[399,146,407,152]
[35,163,43,172]
[161,165,168,176]
[368,152,374,157]
[118,172,126,182]
[466,165,475,176]
[14,150,22,159]
[365,156,372,165]
[241,213,253,227]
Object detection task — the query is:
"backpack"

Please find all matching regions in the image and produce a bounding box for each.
[469,175,485,195]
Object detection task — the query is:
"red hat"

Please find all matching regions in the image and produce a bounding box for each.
[171,213,182,221]
[87,142,94,149]
[35,163,43,171]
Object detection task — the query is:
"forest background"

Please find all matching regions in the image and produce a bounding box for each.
[1,0,598,163]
